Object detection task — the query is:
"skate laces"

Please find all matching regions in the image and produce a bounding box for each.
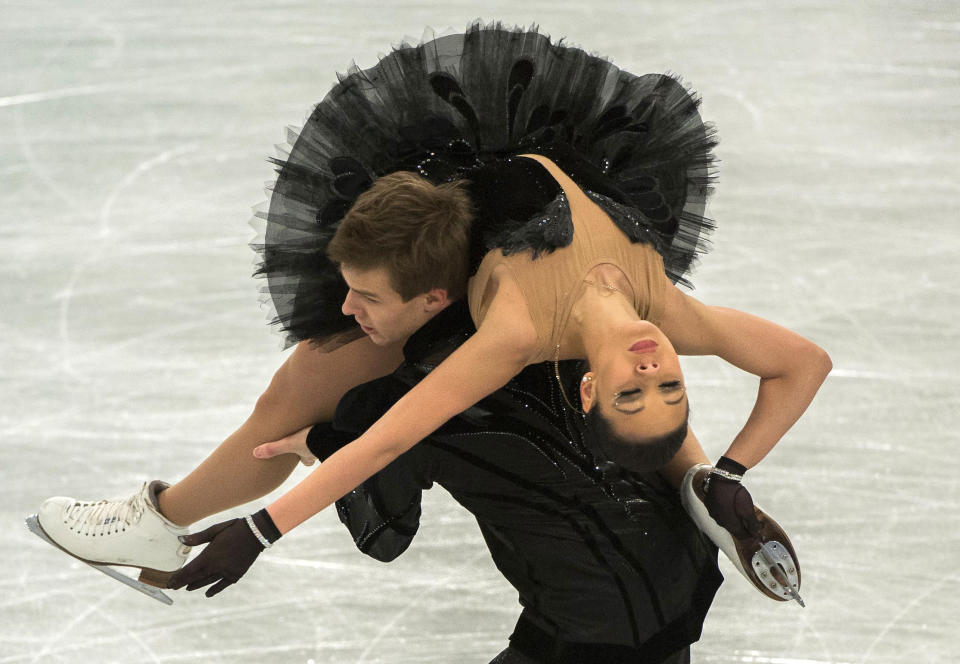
[64,491,144,537]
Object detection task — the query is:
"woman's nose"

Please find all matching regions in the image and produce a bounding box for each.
[635,360,659,374]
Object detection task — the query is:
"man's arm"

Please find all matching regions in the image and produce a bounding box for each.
[306,417,433,562]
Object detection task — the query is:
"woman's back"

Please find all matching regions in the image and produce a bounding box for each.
[468,154,671,362]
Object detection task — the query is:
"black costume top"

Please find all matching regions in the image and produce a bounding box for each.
[306,303,722,663]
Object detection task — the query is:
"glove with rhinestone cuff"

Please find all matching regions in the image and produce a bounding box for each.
[168,508,281,597]
[702,456,762,541]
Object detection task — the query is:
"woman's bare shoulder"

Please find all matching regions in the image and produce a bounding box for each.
[476,263,540,361]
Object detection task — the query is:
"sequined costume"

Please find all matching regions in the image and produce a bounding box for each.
[307,303,722,664]
[468,153,672,360]
[252,21,716,349]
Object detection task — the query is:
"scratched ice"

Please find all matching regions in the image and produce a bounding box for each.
[3,2,958,663]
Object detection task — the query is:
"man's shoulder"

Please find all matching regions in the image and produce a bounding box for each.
[402,301,475,365]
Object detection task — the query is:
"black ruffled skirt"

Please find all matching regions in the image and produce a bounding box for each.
[252,21,717,349]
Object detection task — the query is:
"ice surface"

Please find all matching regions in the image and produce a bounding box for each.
[3,1,958,662]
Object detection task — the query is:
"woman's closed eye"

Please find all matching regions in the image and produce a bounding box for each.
[613,388,642,407]
[613,381,685,410]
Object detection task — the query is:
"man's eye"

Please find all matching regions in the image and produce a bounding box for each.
[660,381,682,391]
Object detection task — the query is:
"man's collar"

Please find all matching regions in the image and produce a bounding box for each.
[401,301,475,364]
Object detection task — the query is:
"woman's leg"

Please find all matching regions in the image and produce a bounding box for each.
[157,336,404,526]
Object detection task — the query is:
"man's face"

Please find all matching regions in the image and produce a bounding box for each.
[340,265,442,346]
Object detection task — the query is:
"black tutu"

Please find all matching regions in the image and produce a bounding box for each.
[252,21,717,349]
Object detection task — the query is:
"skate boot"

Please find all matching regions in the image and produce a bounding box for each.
[681,464,804,606]
[28,481,190,604]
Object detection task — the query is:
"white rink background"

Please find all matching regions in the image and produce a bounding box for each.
[3,1,958,662]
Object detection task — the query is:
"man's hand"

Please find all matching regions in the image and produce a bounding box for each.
[168,518,265,597]
[254,426,316,466]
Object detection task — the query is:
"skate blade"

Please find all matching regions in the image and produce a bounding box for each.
[25,515,173,606]
[682,465,804,606]
[754,540,805,607]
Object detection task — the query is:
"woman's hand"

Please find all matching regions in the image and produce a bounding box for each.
[703,475,762,541]
[168,518,266,597]
[254,426,316,466]
[701,456,762,541]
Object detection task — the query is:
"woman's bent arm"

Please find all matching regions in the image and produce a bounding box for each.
[663,289,832,468]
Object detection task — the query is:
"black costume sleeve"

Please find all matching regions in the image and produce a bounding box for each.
[305,376,435,562]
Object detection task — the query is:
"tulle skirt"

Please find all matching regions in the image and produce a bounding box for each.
[251,20,717,349]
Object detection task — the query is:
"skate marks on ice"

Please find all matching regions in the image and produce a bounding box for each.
[24,515,173,605]
[6,1,960,662]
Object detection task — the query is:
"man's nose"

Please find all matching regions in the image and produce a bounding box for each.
[342,291,358,316]
[635,360,659,374]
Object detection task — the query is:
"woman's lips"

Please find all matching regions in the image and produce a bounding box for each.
[629,340,658,353]
[360,324,374,334]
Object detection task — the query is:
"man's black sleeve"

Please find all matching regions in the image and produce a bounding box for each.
[306,375,435,562]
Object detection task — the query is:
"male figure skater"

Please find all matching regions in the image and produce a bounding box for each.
[176,300,723,664]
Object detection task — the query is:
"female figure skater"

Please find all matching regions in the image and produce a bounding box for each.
[34,22,828,610]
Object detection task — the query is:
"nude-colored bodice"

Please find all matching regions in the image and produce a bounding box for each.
[468,155,669,362]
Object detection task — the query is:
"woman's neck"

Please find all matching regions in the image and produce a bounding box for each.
[559,278,639,361]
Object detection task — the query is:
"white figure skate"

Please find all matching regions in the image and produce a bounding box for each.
[27,481,190,605]
[681,464,804,607]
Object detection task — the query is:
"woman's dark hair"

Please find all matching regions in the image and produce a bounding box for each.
[583,402,689,473]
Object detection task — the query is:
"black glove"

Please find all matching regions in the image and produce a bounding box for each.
[703,456,762,540]
[169,509,280,598]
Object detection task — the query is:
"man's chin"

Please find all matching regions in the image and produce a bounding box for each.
[365,331,398,346]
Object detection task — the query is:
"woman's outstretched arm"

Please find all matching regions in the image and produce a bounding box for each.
[169,276,537,597]
[662,287,832,469]
[266,288,537,535]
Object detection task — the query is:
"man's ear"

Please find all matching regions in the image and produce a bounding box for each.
[579,372,597,413]
[423,288,450,311]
